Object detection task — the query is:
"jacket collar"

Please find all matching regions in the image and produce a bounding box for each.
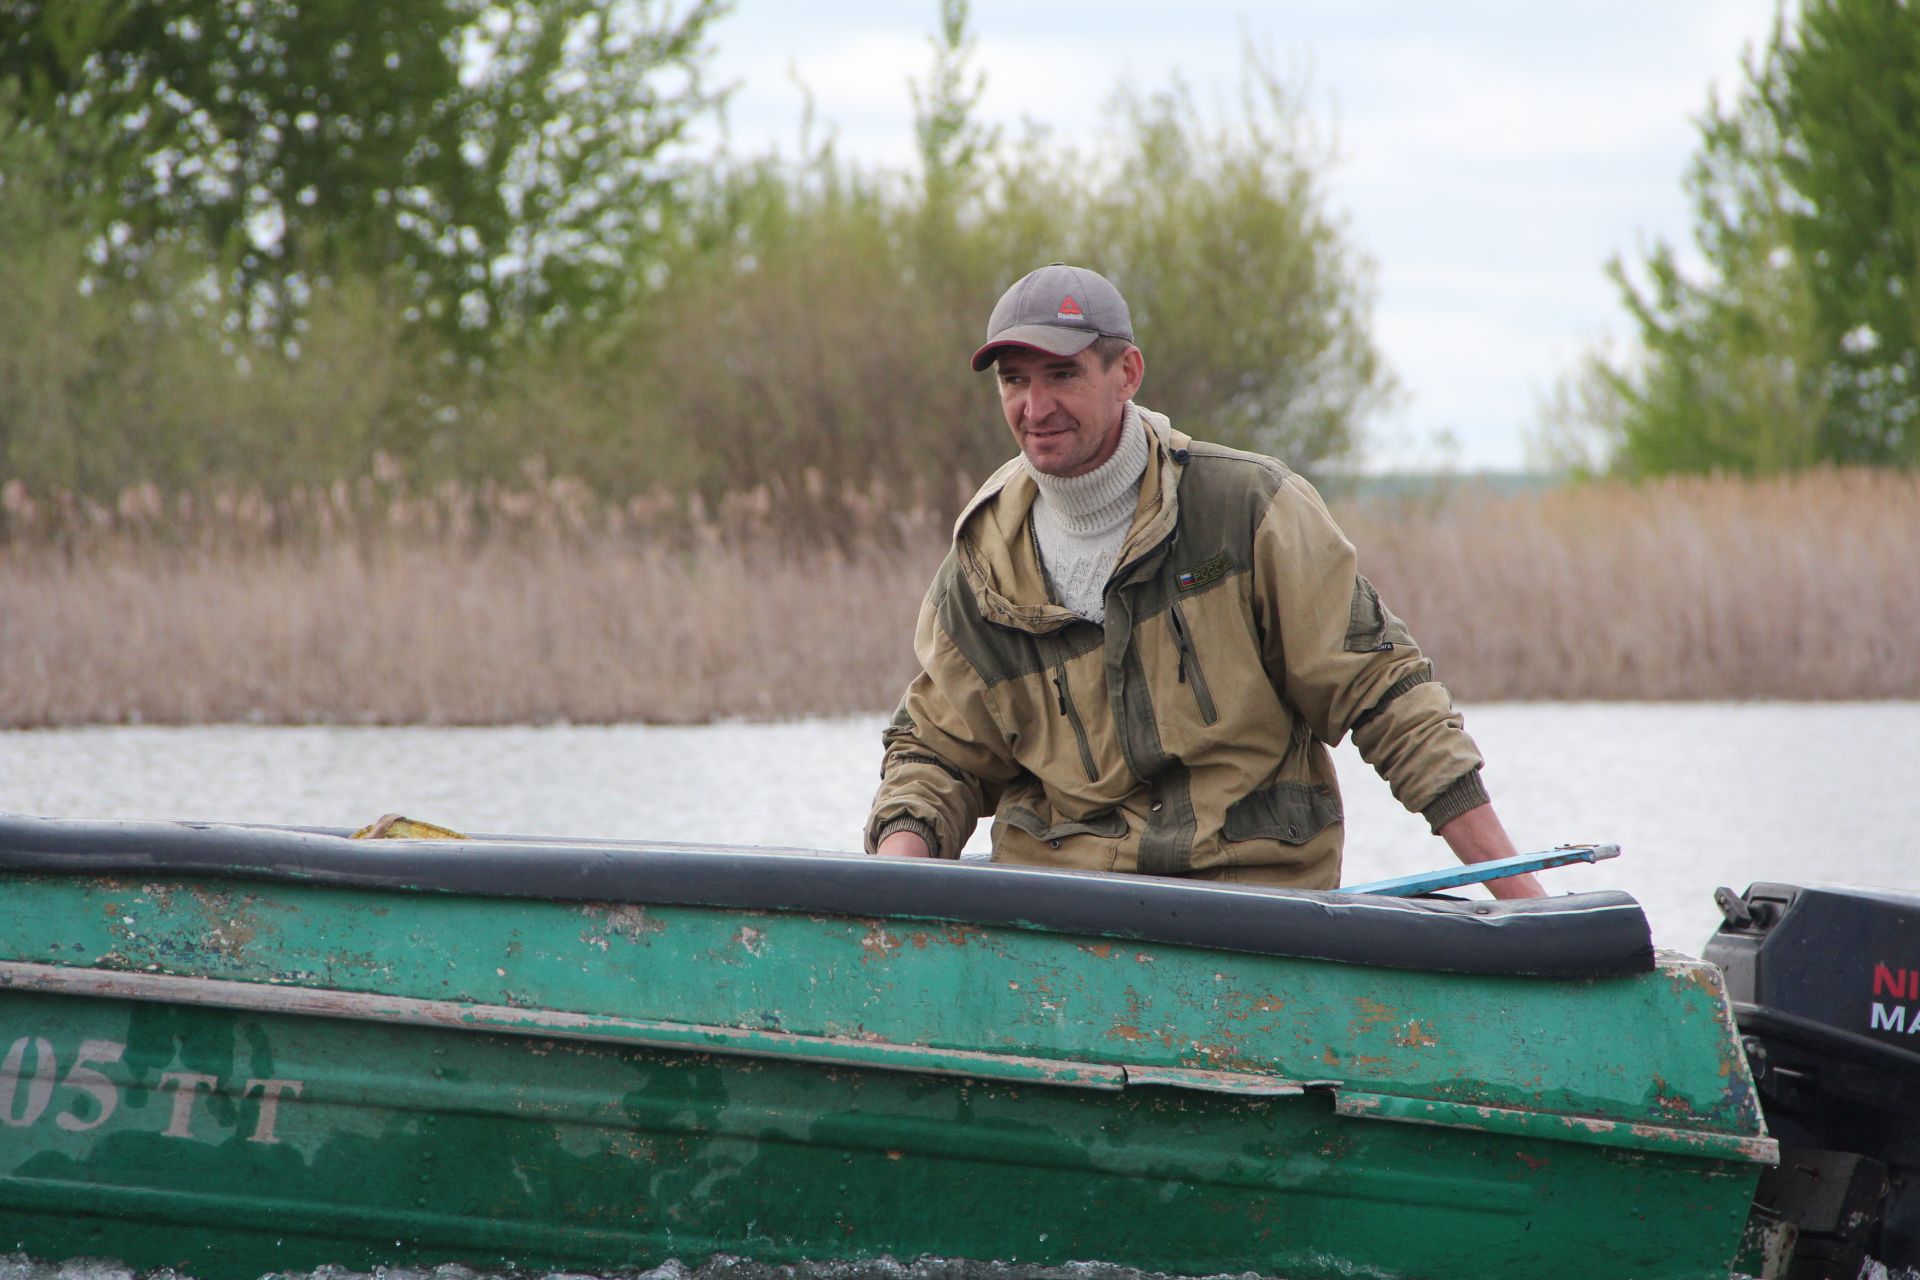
[952,405,1191,633]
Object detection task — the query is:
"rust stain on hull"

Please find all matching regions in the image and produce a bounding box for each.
[1390,1020,1437,1049]
[859,924,903,962]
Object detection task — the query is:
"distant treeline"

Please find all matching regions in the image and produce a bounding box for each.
[8,0,1918,506]
[0,1,1387,519]
[3,468,1915,728]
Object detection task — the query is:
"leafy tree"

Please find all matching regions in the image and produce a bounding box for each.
[1566,0,1920,474]
[1776,0,1920,460]
[3,1,1393,510]
[1076,64,1392,468]
[0,0,728,347]
[911,0,996,214]
[631,25,1391,507]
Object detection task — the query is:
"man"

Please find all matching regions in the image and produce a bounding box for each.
[865,263,1543,899]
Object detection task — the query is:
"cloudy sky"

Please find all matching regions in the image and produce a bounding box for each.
[691,2,1784,471]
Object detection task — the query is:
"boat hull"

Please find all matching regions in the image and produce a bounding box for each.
[0,817,1771,1279]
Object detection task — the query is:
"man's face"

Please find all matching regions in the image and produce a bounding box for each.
[994,344,1145,478]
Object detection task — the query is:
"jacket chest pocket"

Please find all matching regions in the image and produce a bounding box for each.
[1165,599,1219,726]
[1013,629,1108,787]
[1048,658,1100,783]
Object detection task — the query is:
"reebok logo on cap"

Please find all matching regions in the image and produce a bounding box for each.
[1057,296,1083,320]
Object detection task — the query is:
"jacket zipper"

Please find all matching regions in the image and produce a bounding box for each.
[1051,661,1100,783]
[1166,601,1219,726]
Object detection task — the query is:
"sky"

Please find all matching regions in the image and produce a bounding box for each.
[689,1,1786,472]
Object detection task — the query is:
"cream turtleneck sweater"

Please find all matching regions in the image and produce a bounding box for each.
[1023,402,1149,624]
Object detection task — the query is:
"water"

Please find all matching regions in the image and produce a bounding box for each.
[3,702,1918,949]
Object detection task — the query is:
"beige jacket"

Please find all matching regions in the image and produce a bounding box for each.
[865,408,1488,887]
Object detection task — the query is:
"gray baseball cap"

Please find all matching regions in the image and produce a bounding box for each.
[970,263,1134,372]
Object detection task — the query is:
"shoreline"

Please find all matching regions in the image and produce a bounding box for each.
[6,692,1920,735]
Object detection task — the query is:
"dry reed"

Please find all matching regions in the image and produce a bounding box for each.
[0,467,946,727]
[2,468,1916,727]
[1346,468,1920,701]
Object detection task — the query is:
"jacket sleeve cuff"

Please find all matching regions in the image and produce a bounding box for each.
[1421,770,1490,834]
[868,816,941,858]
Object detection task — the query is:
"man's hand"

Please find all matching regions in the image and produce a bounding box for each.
[874,829,933,858]
[1437,803,1546,899]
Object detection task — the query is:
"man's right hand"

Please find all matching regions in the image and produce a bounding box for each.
[874,830,933,858]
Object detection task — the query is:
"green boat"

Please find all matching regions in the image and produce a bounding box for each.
[0,813,1772,1279]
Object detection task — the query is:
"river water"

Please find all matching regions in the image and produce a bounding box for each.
[3,702,1917,949]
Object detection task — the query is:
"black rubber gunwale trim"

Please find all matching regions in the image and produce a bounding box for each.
[0,815,1652,979]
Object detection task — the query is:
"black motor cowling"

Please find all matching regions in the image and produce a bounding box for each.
[1706,881,1920,1278]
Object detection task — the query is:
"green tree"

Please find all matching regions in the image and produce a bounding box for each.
[1565,0,1920,474]
[3,1,1394,510]
[1074,64,1392,468]
[911,0,996,215]
[0,0,728,347]
[1,96,439,496]
[628,27,1390,508]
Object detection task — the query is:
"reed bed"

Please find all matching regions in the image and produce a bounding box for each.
[2,468,1916,727]
[0,467,947,727]
[1348,468,1920,702]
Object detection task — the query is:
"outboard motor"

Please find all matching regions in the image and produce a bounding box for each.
[1705,882,1920,1279]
